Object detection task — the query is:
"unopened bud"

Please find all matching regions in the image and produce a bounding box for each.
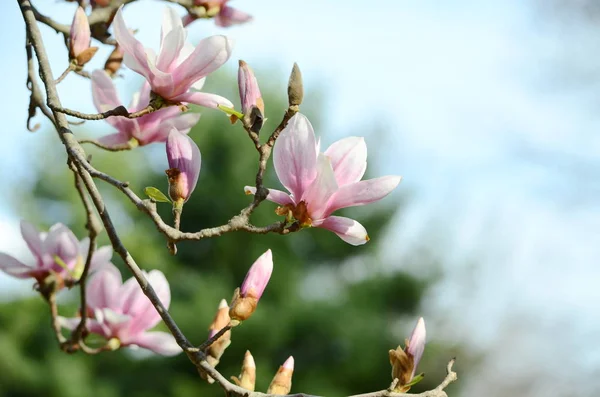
[267,356,294,395]
[229,249,273,322]
[165,129,201,204]
[389,317,426,392]
[104,45,124,76]
[207,299,232,361]
[232,350,256,391]
[238,60,264,126]
[287,63,303,107]
[69,7,98,66]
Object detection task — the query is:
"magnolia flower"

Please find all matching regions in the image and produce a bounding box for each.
[245,113,402,245]
[267,356,294,395]
[113,6,234,109]
[389,317,426,392]
[60,264,181,356]
[91,70,200,148]
[238,60,263,117]
[183,0,252,28]
[69,7,98,66]
[165,129,201,203]
[0,221,112,287]
[229,249,273,322]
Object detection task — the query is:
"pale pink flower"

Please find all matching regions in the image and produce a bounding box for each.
[69,7,97,66]
[0,221,113,286]
[60,264,181,356]
[183,1,252,28]
[245,113,402,245]
[229,249,273,322]
[238,60,263,116]
[165,129,201,203]
[113,6,234,109]
[407,317,426,378]
[91,70,200,148]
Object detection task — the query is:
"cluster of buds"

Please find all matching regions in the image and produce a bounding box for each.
[229,249,273,324]
[389,317,427,392]
[69,7,98,68]
[203,299,232,383]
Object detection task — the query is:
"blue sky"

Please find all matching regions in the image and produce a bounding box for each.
[1,0,599,395]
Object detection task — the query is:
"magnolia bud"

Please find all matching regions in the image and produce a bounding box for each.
[287,63,303,107]
[229,249,273,322]
[69,7,98,66]
[104,45,124,77]
[232,350,256,391]
[389,317,426,392]
[267,356,294,395]
[238,60,264,119]
[165,129,201,204]
[207,299,232,361]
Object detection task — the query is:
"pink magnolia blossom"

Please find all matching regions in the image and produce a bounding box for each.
[245,113,402,245]
[229,249,273,322]
[238,60,263,116]
[183,1,252,28]
[406,317,426,378]
[69,7,97,66]
[0,221,113,286]
[91,70,200,148]
[113,6,234,109]
[60,264,181,356]
[166,129,201,203]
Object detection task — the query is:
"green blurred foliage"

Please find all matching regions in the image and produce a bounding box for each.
[0,70,450,397]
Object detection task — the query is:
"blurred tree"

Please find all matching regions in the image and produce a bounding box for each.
[0,71,447,397]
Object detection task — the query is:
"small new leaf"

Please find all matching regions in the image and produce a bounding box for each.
[144,187,171,203]
[405,373,425,388]
[217,104,244,120]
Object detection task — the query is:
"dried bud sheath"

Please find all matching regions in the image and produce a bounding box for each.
[232,350,256,391]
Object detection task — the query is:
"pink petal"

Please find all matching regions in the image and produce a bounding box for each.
[325,175,402,216]
[125,270,171,335]
[98,132,134,148]
[244,186,294,206]
[166,130,202,201]
[324,137,367,186]
[301,153,338,220]
[171,35,233,97]
[0,253,34,279]
[128,331,181,356]
[215,6,253,27]
[315,216,369,246]
[407,317,426,377]
[113,7,153,80]
[70,7,91,57]
[240,249,273,300]
[282,356,294,370]
[169,112,201,134]
[273,113,319,199]
[134,107,182,144]
[174,91,233,109]
[20,221,43,260]
[86,264,123,310]
[91,70,122,112]
[43,224,80,271]
[89,245,114,272]
[156,7,187,71]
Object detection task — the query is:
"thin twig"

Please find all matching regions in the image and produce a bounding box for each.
[79,138,134,152]
[48,103,155,120]
[198,325,232,352]
[55,64,74,84]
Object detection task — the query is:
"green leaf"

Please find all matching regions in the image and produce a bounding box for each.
[144,187,171,203]
[217,104,244,120]
[405,373,425,388]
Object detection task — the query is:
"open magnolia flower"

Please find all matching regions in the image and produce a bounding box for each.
[0,221,112,288]
[183,0,253,28]
[245,113,402,245]
[59,264,181,356]
[92,70,201,148]
[113,6,234,109]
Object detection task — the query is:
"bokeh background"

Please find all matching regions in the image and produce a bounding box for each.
[1,0,599,396]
